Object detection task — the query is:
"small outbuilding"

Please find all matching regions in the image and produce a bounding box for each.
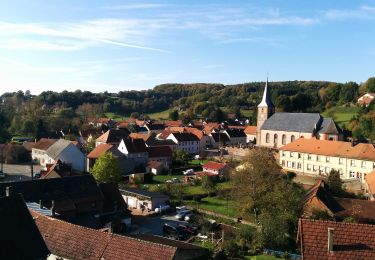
[120,188,169,212]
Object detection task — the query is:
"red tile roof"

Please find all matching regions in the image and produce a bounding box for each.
[129,133,152,142]
[280,138,375,161]
[164,120,183,127]
[31,211,178,260]
[298,218,375,260]
[365,170,375,195]
[87,143,113,159]
[33,138,57,150]
[244,126,257,135]
[202,161,227,171]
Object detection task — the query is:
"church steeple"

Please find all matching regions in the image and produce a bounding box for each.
[257,77,274,108]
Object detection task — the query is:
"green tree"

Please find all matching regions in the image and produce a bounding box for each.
[92,152,122,183]
[169,110,179,120]
[172,150,189,165]
[326,169,344,196]
[201,175,217,196]
[310,208,334,220]
[360,77,375,93]
[339,81,359,103]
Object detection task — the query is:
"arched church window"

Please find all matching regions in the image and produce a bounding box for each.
[266,133,270,143]
[291,135,295,142]
[274,134,278,144]
[282,134,286,145]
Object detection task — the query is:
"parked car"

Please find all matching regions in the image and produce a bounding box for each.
[176,205,187,212]
[154,204,171,213]
[166,178,181,184]
[162,223,189,240]
[183,169,194,175]
[178,224,198,235]
[175,209,193,221]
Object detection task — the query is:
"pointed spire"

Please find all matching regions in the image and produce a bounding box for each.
[258,77,274,107]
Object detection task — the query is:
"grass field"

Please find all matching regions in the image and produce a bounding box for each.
[146,109,172,120]
[322,105,359,127]
[186,196,238,218]
[104,112,128,121]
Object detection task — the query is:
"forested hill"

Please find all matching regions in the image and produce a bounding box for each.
[1,78,374,142]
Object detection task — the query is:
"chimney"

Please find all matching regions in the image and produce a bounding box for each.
[39,199,43,209]
[328,228,334,252]
[51,200,56,217]
[5,186,11,197]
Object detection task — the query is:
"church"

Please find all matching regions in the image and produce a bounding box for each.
[256,80,342,148]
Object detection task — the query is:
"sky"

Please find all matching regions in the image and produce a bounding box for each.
[0,0,374,94]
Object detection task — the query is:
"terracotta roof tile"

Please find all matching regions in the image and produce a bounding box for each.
[244,126,257,135]
[203,161,227,171]
[87,143,113,159]
[298,219,375,260]
[280,138,375,161]
[33,138,58,150]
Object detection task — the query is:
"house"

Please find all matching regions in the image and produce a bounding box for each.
[146,160,166,175]
[31,210,209,260]
[304,180,375,223]
[244,126,257,143]
[209,132,230,148]
[40,160,79,179]
[147,145,173,165]
[185,127,211,149]
[87,143,135,175]
[31,138,57,164]
[0,175,103,219]
[129,132,154,142]
[120,188,170,211]
[146,138,178,151]
[167,132,200,154]
[95,129,130,147]
[256,80,342,148]
[43,139,86,172]
[357,92,375,106]
[279,138,375,182]
[365,170,375,200]
[224,128,247,145]
[118,138,149,168]
[297,218,375,260]
[0,193,50,260]
[202,161,230,178]
[89,117,116,128]
[145,123,166,134]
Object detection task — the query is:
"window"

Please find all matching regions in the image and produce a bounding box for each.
[282,151,286,157]
[297,163,301,169]
[313,165,318,171]
[350,171,355,178]
[298,153,302,159]
[282,134,286,145]
[373,163,375,169]
[326,157,330,163]
[339,169,343,176]
[287,161,291,167]
[308,154,312,160]
[339,158,343,165]
[291,135,295,142]
[307,164,311,171]
[361,161,366,168]
[282,160,285,166]
[316,155,320,162]
[266,133,270,143]
[292,162,296,168]
[351,160,355,167]
[290,152,294,158]
[274,134,278,145]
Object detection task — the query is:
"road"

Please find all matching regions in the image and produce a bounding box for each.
[0,163,40,182]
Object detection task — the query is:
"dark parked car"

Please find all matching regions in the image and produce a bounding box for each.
[178,224,198,235]
[162,223,189,240]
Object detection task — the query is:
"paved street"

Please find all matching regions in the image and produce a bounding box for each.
[130,213,188,236]
[0,164,40,182]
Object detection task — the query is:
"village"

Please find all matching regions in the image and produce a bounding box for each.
[1,82,375,259]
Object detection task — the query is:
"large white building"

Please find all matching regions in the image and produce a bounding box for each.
[279,138,375,183]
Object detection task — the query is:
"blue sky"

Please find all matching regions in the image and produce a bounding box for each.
[0,0,374,94]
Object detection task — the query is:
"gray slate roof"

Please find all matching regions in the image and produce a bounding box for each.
[318,118,341,134]
[45,139,72,159]
[261,113,321,133]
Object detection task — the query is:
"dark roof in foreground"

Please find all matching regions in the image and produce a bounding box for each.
[261,112,321,132]
[0,194,50,259]
[0,175,102,204]
[32,211,208,260]
[120,187,169,199]
[298,218,375,260]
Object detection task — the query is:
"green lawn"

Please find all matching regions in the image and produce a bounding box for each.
[241,109,254,118]
[146,109,172,120]
[184,181,233,195]
[189,159,208,165]
[186,196,239,218]
[322,105,359,127]
[104,112,128,121]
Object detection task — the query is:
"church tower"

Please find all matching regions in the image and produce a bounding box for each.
[256,79,275,144]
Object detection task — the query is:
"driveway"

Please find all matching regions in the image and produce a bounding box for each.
[130,213,188,236]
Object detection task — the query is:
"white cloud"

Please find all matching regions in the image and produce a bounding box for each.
[324,5,375,20]
[106,3,169,11]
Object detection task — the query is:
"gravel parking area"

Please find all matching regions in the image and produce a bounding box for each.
[0,164,40,182]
